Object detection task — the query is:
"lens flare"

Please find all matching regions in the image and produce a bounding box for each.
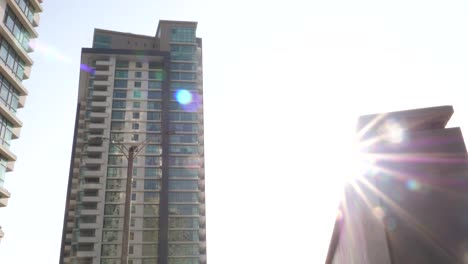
[175,90,192,105]
[80,64,95,74]
[29,39,71,63]
[406,179,421,191]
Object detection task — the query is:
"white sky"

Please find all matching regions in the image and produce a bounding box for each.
[1,0,468,263]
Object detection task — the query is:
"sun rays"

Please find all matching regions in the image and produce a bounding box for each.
[334,111,466,263]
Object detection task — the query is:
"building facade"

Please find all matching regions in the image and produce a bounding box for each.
[326,106,468,263]
[60,21,206,264]
[0,0,42,243]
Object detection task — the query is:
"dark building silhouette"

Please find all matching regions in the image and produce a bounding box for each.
[327,105,468,264]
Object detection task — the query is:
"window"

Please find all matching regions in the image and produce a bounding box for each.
[169,157,199,167]
[80,215,97,224]
[148,81,162,89]
[147,102,161,110]
[169,124,198,133]
[0,74,20,113]
[168,244,199,256]
[14,0,35,24]
[169,145,198,154]
[168,168,198,179]
[169,112,198,122]
[107,168,121,178]
[0,37,26,80]
[112,100,126,109]
[143,231,158,242]
[169,135,198,144]
[169,193,198,203]
[132,123,139,130]
[3,7,30,50]
[145,168,161,178]
[146,123,160,132]
[168,180,198,191]
[0,114,14,148]
[78,243,94,252]
[131,134,139,141]
[130,232,134,240]
[143,218,159,228]
[132,112,140,119]
[114,80,128,88]
[133,102,140,108]
[148,71,163,80]
[131,193,136,201]
[142,244,158,256]
[168,230,199,242]
[115,70,128,78]
[147,112,161,121]
[169,217,198,228]
[149,61,162,69]
[133,91,141,98]
[135,72,142,78]
[148,91,161,99]
[106,192,123,202]
[171,27,196,43]
[104,204,121,216]
[111,121,124,130]
[101,245,118,256]
[116,60,129,68]
[168,205,198,216]
[145,156,160,166]
[134,81,141,88]
[144,205,159,216]
[144,180,160,190]
[170,72,196,81]
[102,231,119,242]
[171,63,196,71]
[111,111,125,120]
[136,62,143,68]
[129,245,134,254]
[144,192,159,203]
[170,82,197,91]
[94,34,112,48]
[113,90,127,98]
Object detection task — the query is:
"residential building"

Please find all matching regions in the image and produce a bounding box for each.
[59,20,206,264]
[0,0,43,243]
[326,106,468,263]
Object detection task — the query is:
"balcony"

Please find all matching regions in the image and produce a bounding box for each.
[95,60,111,66]
[90,112,107,119]
[81,196,100,202]
[0,186,11,207]
[86,146,105,153]
[83,169,104,177]
[81,181,102,189]
[30,0,43,13]
[77,237,97,243]
[0,23,32,65]
[88,123,106,130]
[0,59,28,96]
[82,157,102,165]
[7,0,39,38]
[94,70,111,76]
[91,90,109,100]
[0,101,22,128]
[0,144,17,162]
[91,101,108,108]
[93,80,111,86]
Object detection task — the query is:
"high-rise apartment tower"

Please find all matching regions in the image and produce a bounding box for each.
[60,20,206,264]
[0,0,42,243]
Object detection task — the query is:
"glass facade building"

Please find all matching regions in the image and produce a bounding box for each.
[60,21,206,264]
[0,0,42,243]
